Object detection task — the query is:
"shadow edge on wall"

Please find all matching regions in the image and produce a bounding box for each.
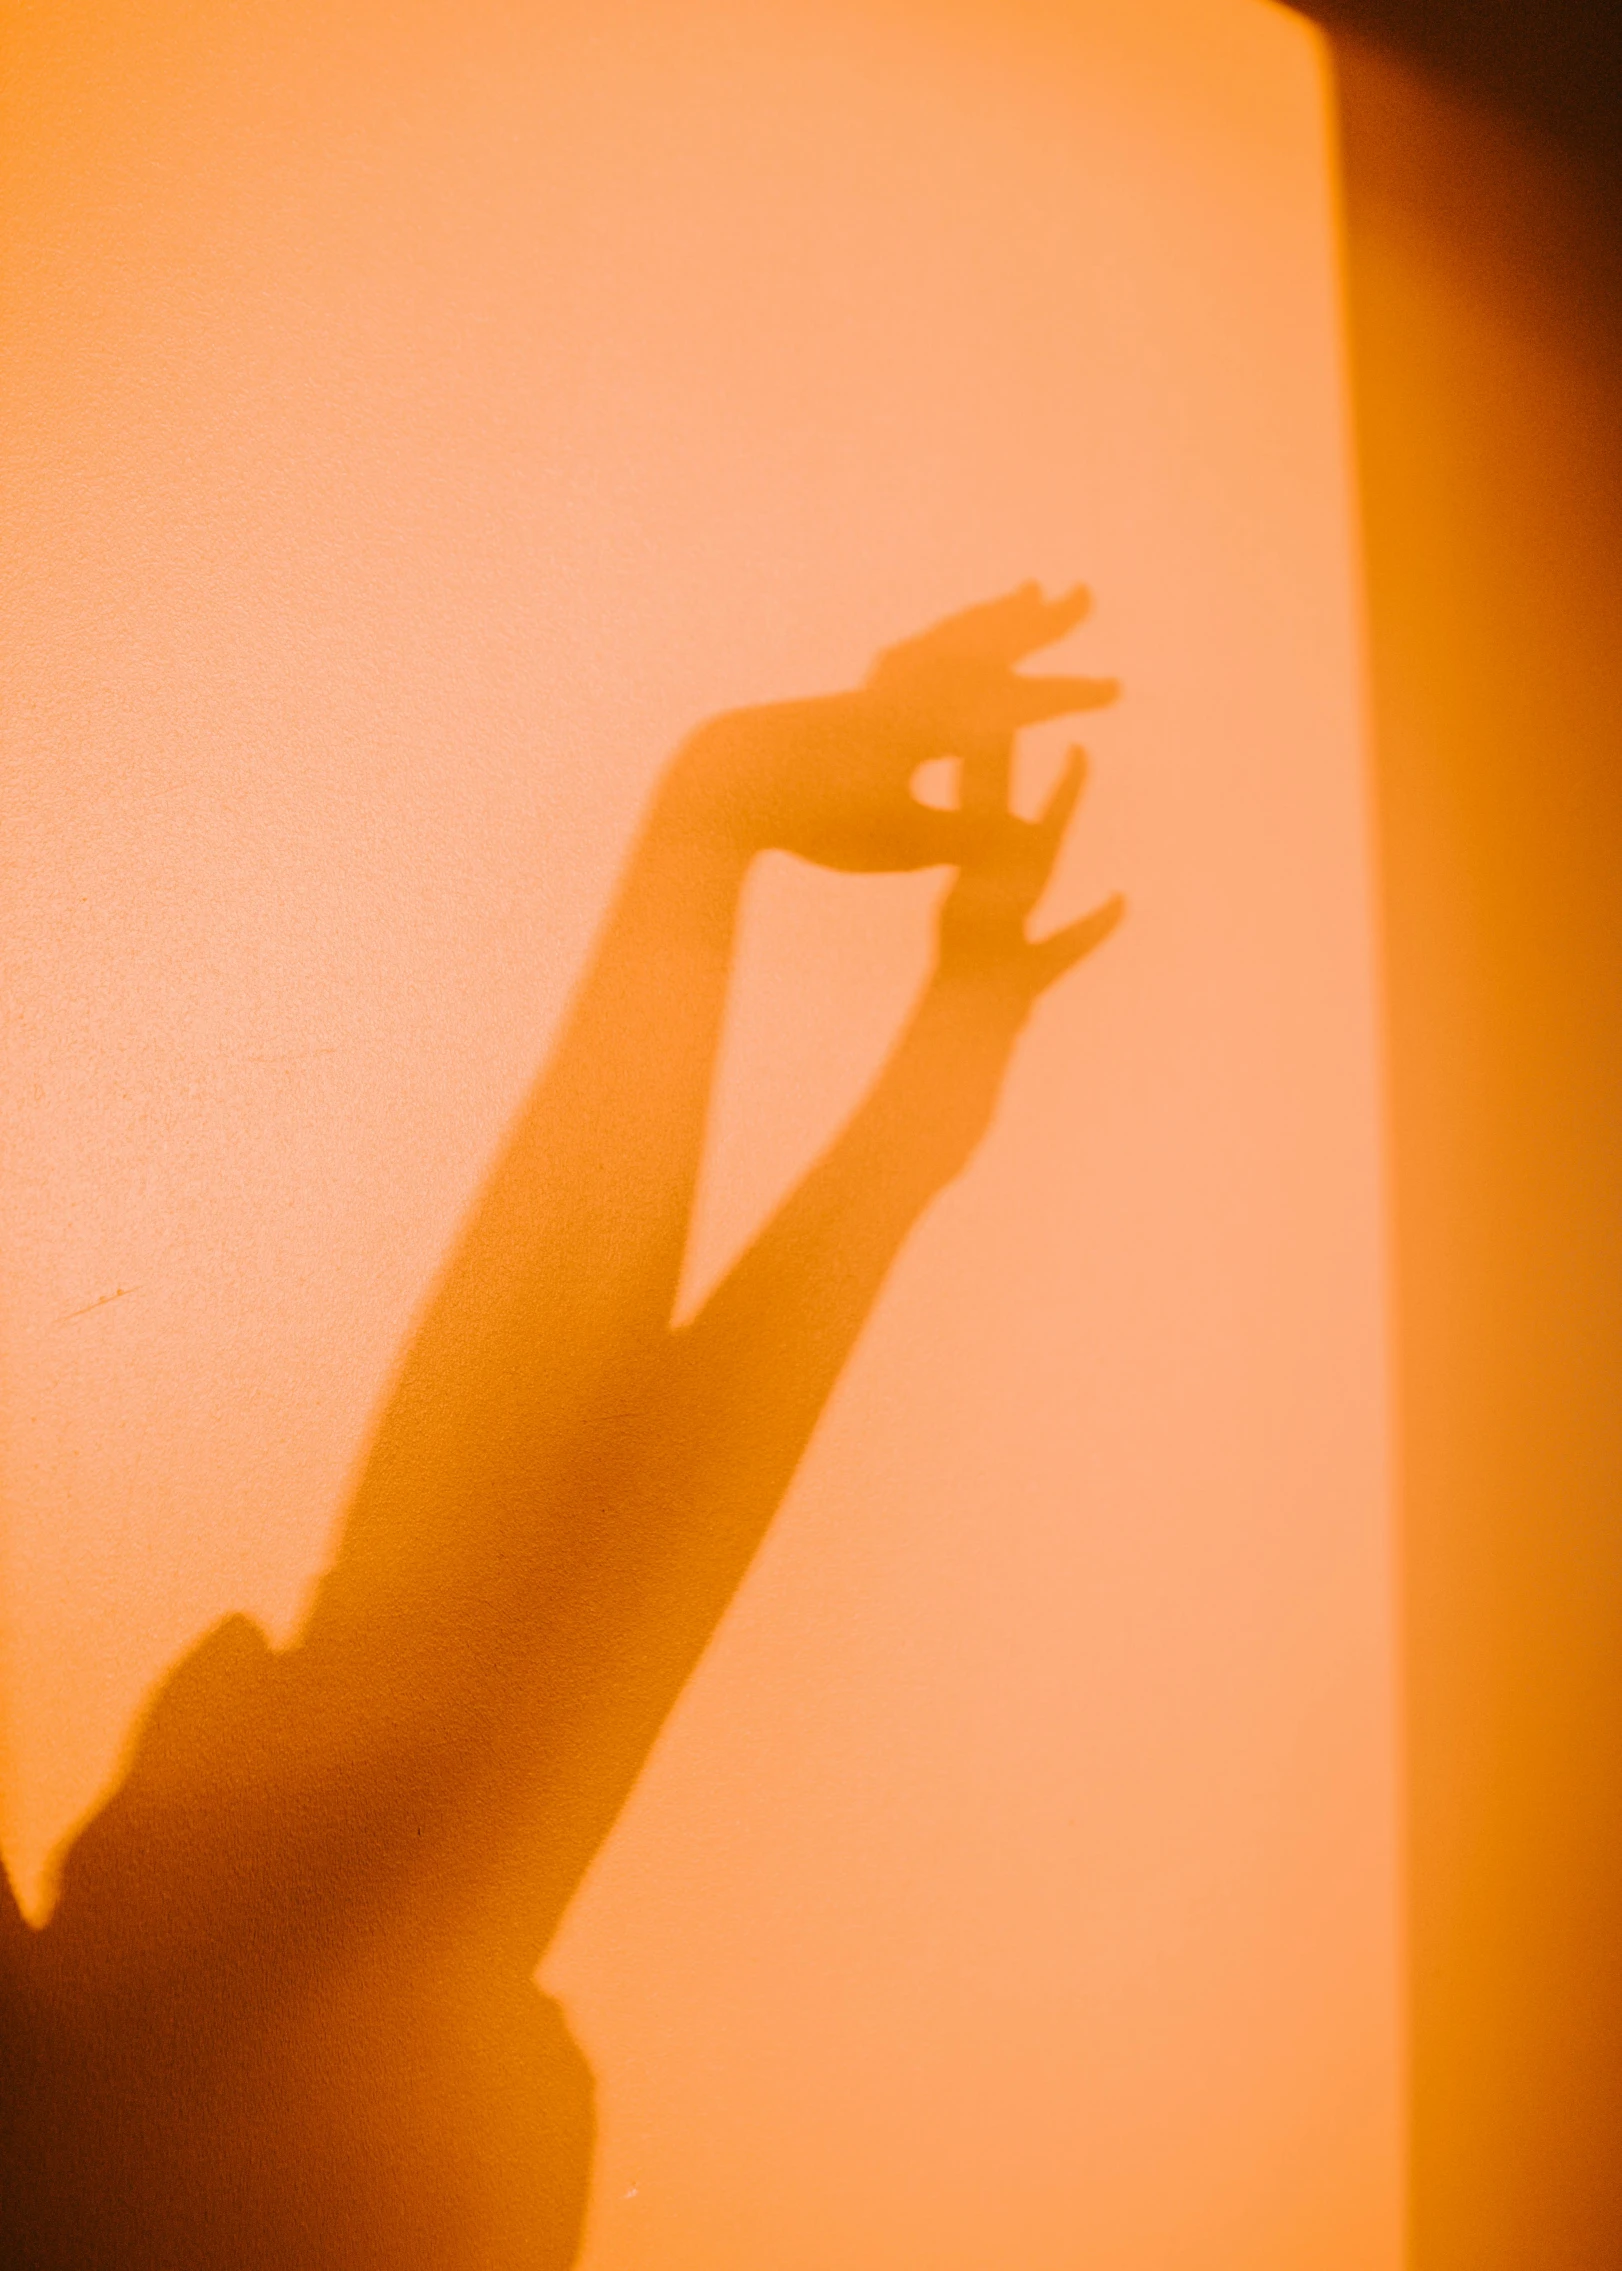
[1302,2,1622,2261]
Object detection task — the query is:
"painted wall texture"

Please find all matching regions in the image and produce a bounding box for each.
[2,1,1396,2263]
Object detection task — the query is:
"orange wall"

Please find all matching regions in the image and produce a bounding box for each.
[1336,41,1622,2267]
[2,2,1396,2261]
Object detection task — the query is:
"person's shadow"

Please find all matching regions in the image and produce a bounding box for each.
[0,587,1120,2269]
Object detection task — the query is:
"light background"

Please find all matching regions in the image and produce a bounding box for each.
[2,0,1397,2262]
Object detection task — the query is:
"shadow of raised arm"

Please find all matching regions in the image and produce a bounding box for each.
[290,585,1119,1891]
[10,586,1119,2271]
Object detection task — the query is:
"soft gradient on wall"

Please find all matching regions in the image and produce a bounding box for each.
[2,0,1396,2262]
[1337,39,1622,2268]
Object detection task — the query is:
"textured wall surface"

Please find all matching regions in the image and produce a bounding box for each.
[2,3,1395,2262]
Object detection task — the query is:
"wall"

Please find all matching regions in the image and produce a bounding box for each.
[2,3,1396,2261]
[1335,37,1622,2266]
